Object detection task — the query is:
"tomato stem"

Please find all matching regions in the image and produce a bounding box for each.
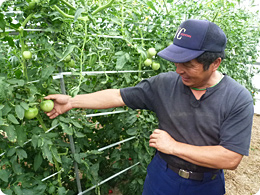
[36,114,48,132]
[53,5,88,21]
[162,0,169,14]
[91,0,115,15]
[19,13,34,81]
[60,0,76,10]
[53,157,62,187]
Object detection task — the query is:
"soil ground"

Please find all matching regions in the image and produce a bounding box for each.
[110,114,260,195]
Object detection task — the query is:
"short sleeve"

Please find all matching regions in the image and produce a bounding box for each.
[219,90,254,156]
[120,78,155,111]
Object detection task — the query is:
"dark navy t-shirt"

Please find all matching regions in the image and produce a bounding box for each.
[120,72,254,171]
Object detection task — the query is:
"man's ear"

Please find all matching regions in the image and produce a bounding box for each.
[212,57,222,71]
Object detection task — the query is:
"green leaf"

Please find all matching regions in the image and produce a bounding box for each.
[2,103,12,116]
[115,51,125,56]
[15,105,24,120]
[41,66,55,78]
[0,169,10,182]
[71,120,83,128]
[147,1,158,13]
[0,13,6,32]
[42,144,53,163]
[89,163,99,181]
[74,130,85,138]
[49,0,59,6]
[20,102,29,111]
[3,36,14,47]
[31,135,38,149]
[14,185,23,195]
[116,54,127,69]
[3,125,17,142]
[34,153,43,171]
[74,153,81,164]
[126,127,137,135]
[16,148,27,159]
[0,117,5,125]
[59,45,76,62]
[51,145,61,163]
[57,187,67,195]
[137,46,146,59]
[74,7,85,21]
[60,122,73,135]
[17,126,27,147]
[7,147,16,157]
[8,114,19,124]
[12,161,23,175]
[0,104,5,110]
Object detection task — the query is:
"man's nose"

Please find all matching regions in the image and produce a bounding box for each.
[175,63,184,74]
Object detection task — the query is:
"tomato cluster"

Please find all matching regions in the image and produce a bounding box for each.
[143,48,160,71]
[24,100,54,120]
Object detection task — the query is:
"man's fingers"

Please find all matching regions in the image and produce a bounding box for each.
[44,94,58,100]
[48,112,59,119]
[153,129,162,134]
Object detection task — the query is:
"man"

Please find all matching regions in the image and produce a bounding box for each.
[45,19,254,195]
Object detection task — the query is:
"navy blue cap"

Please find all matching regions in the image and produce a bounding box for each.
[157,19,227,63]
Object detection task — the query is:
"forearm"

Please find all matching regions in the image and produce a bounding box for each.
[172,142,243,170]
[149,129,243,170]
[70,89,125,109]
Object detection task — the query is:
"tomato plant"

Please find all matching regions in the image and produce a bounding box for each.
[0,0,259,195]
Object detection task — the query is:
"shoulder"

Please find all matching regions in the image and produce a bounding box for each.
[148,71,179,83]
[223,75,253,101]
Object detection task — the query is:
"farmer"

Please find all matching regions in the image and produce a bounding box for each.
[45,19,254,195]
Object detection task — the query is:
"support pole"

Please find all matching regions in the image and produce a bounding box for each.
[58,67,83,193]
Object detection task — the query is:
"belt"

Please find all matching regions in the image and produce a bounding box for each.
[167,164,219,181]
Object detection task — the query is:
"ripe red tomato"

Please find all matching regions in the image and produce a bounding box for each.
[108,189,113,194]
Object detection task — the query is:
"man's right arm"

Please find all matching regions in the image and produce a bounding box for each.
[45,89,125,119]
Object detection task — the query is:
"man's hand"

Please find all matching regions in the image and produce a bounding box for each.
[44,94,72,119]
[149,129,176,155]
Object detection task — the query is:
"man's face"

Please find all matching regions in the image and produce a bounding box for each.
[174,59,214,88]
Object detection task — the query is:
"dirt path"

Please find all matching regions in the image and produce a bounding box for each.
[225,114,260,195]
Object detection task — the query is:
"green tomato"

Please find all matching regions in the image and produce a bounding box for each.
[63,55,71,63]
[147,48,157,57]
[152,62,160,70]
[40,100,54,112]
[23,51,32,59]
[24,107,38,120]
[68,59,75,67]
[144,58,152,66]
[28,1,36,10]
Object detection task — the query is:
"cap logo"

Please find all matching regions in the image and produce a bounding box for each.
[174,27,192,39]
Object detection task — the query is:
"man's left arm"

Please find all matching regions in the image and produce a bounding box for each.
[149,129,243,170]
